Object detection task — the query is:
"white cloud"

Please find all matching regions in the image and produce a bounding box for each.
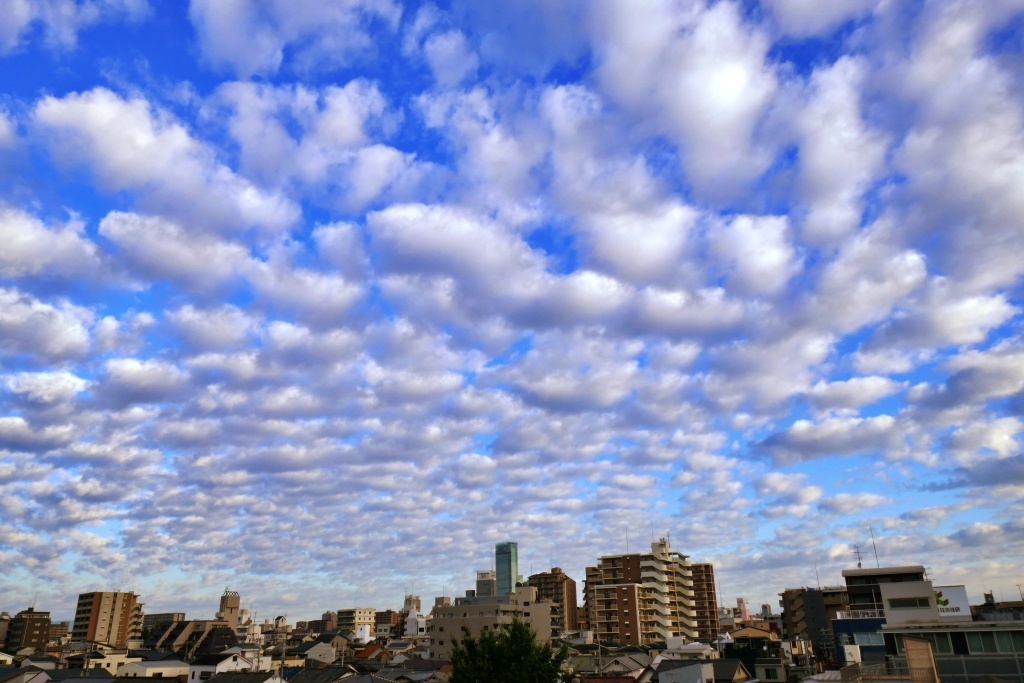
[167,305,258,351]
[809,222,927,334]
[762,0,878,37]
[0,288,92,359]
[101,358,190,404]
[796,57,888,244]
[709,214,801,296]
[424,30,479,88]
[5,371,90,403]
[591,0,778,198]
[762,415,898,464]
[0,416,77,452]
[0,0,148,53]
[188,0,401,77]
[0,109,15,147]
[34,88,298,234]
[808,376,904,412]
[99,212,251,291]
[0,207,102,279]
[819,492,890,515]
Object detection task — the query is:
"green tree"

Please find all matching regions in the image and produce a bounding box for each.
[450,618,572,683]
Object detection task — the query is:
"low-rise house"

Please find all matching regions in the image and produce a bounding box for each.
[639,660,714,683]
[187,654,252,682]
[0,667,50,683]
[116,660,189,678]
[710,659,752,683]
[287,666,357,683]
[45,670,114,683]
[206,672,283,683]
[290,642,335,666]
[353,645,390,665]
[65,651,141,673]
[17,658,57,671]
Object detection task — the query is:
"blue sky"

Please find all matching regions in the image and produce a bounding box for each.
[2,0,1024,624]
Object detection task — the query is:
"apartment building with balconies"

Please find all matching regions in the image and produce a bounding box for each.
[71,591,143,647]
[527,567,578,638]
[583,538,699,646]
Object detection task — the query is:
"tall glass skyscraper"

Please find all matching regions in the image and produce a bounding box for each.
[495,541,519,596]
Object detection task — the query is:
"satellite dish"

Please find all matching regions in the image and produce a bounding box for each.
[763,645,768,651]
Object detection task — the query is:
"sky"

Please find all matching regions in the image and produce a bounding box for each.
[1,0,1024,625]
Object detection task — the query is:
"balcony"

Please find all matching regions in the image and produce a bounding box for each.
[836,609,885,620]
[840,662,936,683]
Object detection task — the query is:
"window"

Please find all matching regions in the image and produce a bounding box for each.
[853,632,884,646]
[966,632,998,654]
[764,668,778,680]
[889,597,931,609]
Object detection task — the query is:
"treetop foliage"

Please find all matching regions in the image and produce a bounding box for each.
[449,618,572,683]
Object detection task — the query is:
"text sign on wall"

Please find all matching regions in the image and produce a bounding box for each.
[934,585,971,620]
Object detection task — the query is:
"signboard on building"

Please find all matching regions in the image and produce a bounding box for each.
[933,585,971,621]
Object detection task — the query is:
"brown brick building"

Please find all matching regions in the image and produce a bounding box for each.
[690,562,720,642]
[71,591,143,647]
[7,607,51,652]
[527,567,578,638]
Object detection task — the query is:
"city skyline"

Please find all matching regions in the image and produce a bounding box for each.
[1,1,1023,626]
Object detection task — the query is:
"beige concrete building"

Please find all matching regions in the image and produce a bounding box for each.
[71,592,143,647]
[429,585,552,660]
[583,538,698,645]
[336,608,375,642]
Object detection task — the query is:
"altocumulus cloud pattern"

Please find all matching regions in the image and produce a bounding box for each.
[1,0,1023,619]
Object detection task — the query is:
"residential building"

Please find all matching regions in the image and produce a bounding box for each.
[723,624,784,682]
[217,592,241,629]
[7,608,51,653]
[691,563,720,642]
[71,591,143,647]
[48,621,69,644]
[375,610,402,638]
[64,648,142,672]
[779,586,847,646]
[336,608,375,643]
[429,584,552,660]
[142,613,185,635]
[583,538,698,646]
[974,592,1024,622]
[527,567,578,638]
[495,541,520,596]
[476,570,497,597]
[118,659,190,678]
[0,612,10,647]
[188,653,253,681]
[832,565,927,664]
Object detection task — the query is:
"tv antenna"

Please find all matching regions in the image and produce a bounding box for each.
[853,545,863,568]
[869,527,880,568]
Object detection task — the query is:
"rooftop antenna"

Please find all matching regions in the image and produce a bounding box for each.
[869,527,880,568]
[853,545,863,568]
[651,519,655,543]
[815,564,821,589]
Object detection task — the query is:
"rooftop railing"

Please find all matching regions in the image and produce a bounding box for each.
[836,609,885,620]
